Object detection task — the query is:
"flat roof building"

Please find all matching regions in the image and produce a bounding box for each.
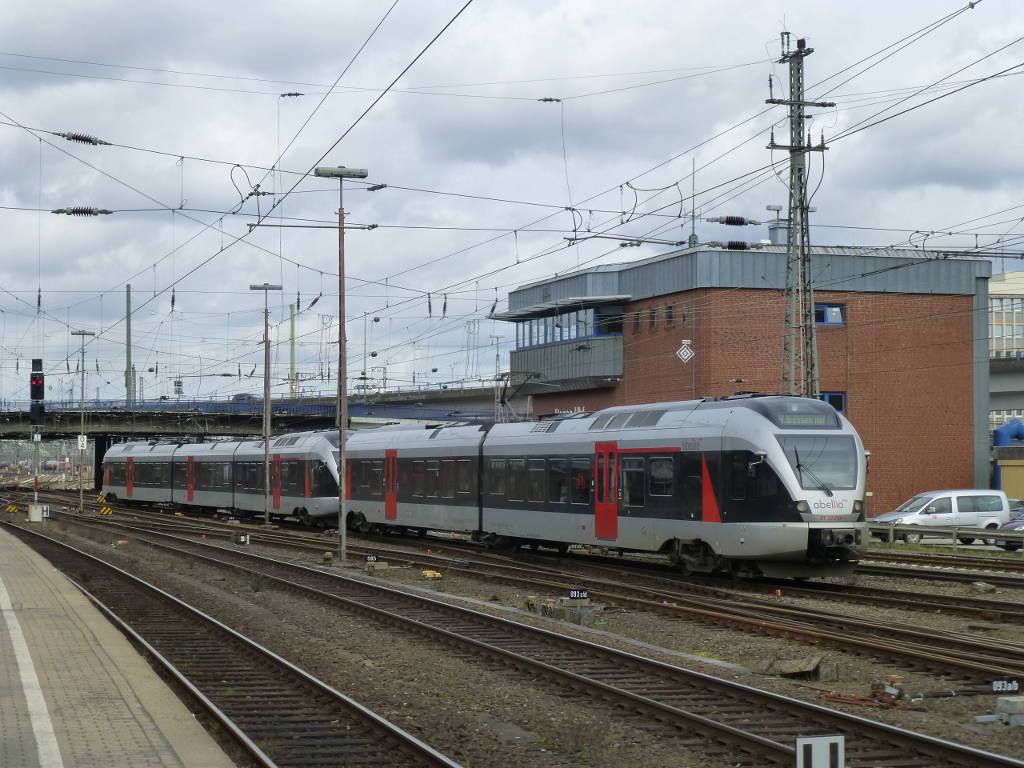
[495,244,991,514]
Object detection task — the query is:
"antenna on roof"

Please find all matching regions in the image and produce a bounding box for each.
[688,157,698,248]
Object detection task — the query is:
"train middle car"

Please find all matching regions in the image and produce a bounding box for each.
[346,394,868,578]
[102,431,340,524]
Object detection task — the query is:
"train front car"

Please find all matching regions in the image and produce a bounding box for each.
[716,396,868,578]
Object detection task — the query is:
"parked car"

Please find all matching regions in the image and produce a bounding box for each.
[871,489,1011,544]
[995,505,1024,551]
[231,393,259,402]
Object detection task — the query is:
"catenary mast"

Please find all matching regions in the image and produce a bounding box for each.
[767,33,834,397]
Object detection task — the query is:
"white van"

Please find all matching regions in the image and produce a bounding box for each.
[872,489,1011,544]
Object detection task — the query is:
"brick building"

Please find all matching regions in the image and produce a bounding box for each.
[494,245,990,514]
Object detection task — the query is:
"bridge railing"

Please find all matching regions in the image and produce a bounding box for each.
[0,398,493,421]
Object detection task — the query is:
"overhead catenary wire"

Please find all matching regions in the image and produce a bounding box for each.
[0,0,1003,397]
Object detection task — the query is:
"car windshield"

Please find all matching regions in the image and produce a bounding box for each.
[776,435,857,491]
[892,494,933,515]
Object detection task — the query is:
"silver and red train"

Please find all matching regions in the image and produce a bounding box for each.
[102,394,868,578]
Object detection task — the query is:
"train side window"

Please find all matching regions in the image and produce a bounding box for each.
[571,458,592,504]
[352,460,366,490]
[729,453,747,501]
[172,461,185,489]
[527,459,546,502]
[549,459,569,503]
[649,457,674,496]
[487,458,507,495]
[621,458,645,507]
[680,454,702,520]
[508,458,526,501]
[284,461,302,494]
[370,460,384,497]
[412,460,425,497]
[312,461,337,496]
[456,460,472,494]
[425,460,440,498]
[440,460,456,499]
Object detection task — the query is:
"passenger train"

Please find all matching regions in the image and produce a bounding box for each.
[102,394,868,578]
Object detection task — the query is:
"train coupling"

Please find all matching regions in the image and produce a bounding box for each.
[816,527,863,547]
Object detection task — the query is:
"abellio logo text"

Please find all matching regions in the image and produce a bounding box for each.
[813,499,846,510]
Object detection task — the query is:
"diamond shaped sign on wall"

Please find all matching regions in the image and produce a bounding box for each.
[676,339,694,364]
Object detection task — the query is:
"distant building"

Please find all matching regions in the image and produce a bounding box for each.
[494,244,990,513]
[987,272,1024,428]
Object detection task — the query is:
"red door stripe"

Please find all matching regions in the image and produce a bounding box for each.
[700,453,721,523]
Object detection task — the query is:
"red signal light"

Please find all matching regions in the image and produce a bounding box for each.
[30,373,44,400]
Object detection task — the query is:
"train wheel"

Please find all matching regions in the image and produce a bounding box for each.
[297,508,312,526]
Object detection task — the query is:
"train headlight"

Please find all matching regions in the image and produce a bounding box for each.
[795,500,810,514]
[853,500,863,514]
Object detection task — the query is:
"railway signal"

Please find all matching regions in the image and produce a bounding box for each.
[30,358,44,425]
[30,372,44,400]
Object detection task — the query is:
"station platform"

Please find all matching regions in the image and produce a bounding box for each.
[0,523,235,768]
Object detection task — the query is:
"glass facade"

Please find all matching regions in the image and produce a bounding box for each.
[989,296,1024,358]
[513,307,622,349]
[989,294,1024,429]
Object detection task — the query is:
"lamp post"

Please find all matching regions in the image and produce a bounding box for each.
[313,165,368,564]
[249,283,282,525]
[71,330,94,512]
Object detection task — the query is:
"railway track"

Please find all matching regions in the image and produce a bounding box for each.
[864,548,1024,574]
[1,521,461,768]
[26,513,1024,768]
[40,494,1024,623]
[28,499,1024,683]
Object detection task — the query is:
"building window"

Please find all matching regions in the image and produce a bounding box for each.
[649,309,657,329]
[815,304,845,325]
[596,310,623,335]
[820,392,846,413]
[666,305,674,325]
[633,312,642,333]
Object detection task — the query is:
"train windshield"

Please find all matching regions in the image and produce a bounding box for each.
[776,435,857,491]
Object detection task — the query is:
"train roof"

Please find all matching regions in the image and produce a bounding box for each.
[104,429,340,461]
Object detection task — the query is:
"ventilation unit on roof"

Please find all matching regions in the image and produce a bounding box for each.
[531,421,560,433]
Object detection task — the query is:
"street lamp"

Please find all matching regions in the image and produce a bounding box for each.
[71,330,94,513]
[313,165,368,564]
[249,283,282,525]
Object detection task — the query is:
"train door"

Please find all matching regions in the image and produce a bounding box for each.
[126,457,135,498]
[384,449,398,520]
[594,442,619,539]
[186,456,195,502]
[272,454,282,510]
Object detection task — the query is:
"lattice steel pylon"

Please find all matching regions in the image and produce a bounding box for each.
[767,33,834,397]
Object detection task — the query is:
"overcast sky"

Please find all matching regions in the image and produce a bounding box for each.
[0,0,1020,404]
